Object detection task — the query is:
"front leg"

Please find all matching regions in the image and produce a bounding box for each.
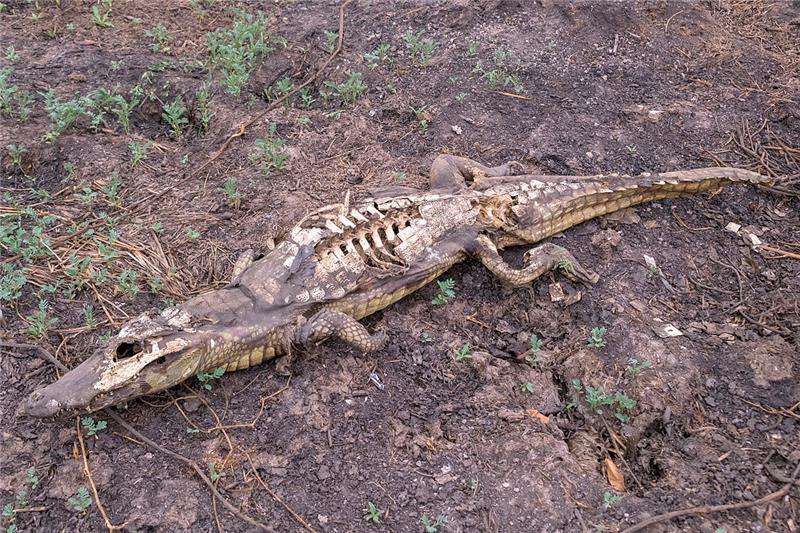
[429,155,524,191]
[471,235,599,286]
[298,308,387,352]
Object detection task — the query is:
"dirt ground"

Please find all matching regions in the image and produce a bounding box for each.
[1,1,799,532]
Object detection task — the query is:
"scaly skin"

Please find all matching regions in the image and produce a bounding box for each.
[22,156,769,417]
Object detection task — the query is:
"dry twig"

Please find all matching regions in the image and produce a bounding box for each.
[621,462,800,533]
[75,417,128,531]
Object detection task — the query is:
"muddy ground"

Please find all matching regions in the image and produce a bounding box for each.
[1,1,799,532]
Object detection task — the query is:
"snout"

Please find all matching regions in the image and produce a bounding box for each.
[20,349,107,418]
[22,388,64,417]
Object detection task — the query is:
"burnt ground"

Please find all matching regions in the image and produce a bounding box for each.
[1,1,799,532]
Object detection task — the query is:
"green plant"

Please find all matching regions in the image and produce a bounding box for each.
[217,177,242,209]
[64,254,91,295]
[151,221,163,233]
[146,24,172,52]
[41,89,87,142]
[404,30,435,66]
[297,87,315,108]
[14,89,34,121]
[26,300,58,338]
[602,491,621,510]
[83,303,97,327]
[208,462,225,482]
[584,385,615,415]
[409,104,430,131]
[0,264,27,302]
[363,501,384,524]
[526,334,543,367]
[111,93,140,133]
[162,96,188,137]
[102,170,121,208]
[6,144,27,170]
[129,141,151,166]
[472,47,524,93]
[117,269,140,299]
[626,358,652,377]
[92,4,113,28]
[197,81,214,131]
[207,11,282,96]
[614,392,637,423]
[96,239,119,262]
[454,343,471,362]
[67,486,93,513]
[420,514,448,533]
[197,367,225,389]
[364,43,390,68]
[323,30,338,54]
[186,227,200,239]
[431,278,455,305]
[81,416,107,437]
[587,327,607,348]
[465,41,478,57]
[322,70,367,104]
[25,467,39,491]
[520,382,535,394]
[626,144,638,155]
[251,122,287,176]
[5,46,19,65]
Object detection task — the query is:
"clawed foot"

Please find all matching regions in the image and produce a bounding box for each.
[522,245,600,287]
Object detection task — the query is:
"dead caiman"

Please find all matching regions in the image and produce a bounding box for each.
[22,155,769,417]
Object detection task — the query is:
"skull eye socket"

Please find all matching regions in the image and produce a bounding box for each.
[115,342,142,361]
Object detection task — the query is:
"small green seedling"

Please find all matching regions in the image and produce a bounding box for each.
[420,514,448,533]
[602,491,621,510]
[25,300,58,338]
[520,382,534,394]
[216,177,242,209]
[6,144,27,170]
[25,467,39,491]
[454,343,471,362]
[162,96,188,137]
[364,43,390,68]
[404,30,435,66]
[208,462,225,483]
[129,141,151,166]
[67,486,93,513]
[526,334,543,367]
[587,327,607,348]
[626,358,652,377]
[614,392,637,423]
[196,367,225,390]
[363,501,384,524]
[323,30,338,54]
[431,278,455,305]
[186,227,200,239]
[81,416,107,436]
[584,385,616,414]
